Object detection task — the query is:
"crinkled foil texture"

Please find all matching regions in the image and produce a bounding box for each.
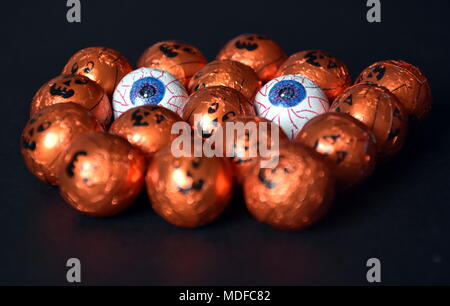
[21,103,103,185]
[146,147,233,228]
[59,132,146,217]
[295,113,377,190]
[243,141,335,231]
[356,60,432,122]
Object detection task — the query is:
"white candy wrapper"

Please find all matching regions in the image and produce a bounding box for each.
[112,67,188,119]
[254,74,329,139]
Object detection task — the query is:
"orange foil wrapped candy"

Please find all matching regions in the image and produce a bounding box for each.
[182,86,255,140]
[21,103,103,185]
[188,60,261,101]
[110,105,183,156]
[330,84,408,160]
[30,75,112,127]
[58,132,146,217]
[295,113,377,190]
[62,47,132,97]
[146,147,233,228]
[217,34,287,82]
[277,50,352,101]
[243,141,335,231]
[137,41,208,88]
[355,60,432,122]
[223,116,288,183]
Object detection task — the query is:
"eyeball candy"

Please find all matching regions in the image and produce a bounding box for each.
[182,86,255,140]
[243,141,335,231]
[355,60,432,122]
[58,132,146,217]
[188,60,261,101]
[21,103,103,186]
[277,50,352,102]
[330,83,408,160]
[146,147,233,228]
[31,75,112,127]
[109,105,183,156]
[217,34,287,82]
[295,112,377,190]
[112,68,188,119]
[254,74,329,140]
[137,41,208,88]
[62,47,133,97]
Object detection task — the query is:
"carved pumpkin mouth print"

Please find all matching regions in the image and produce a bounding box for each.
[62,47,133,97]
[173,159,205,195]
[159,42,197,58]
[217,34,287,82]
[234,35,266,51]
[49,75,89,99]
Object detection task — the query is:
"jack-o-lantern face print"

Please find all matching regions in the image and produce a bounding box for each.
[222,116,288,183]
[58,132,146,217]
[137,41,208,88]
[257,155,294,189]
[355,60,432,122]
[277,50,352,102]
[145,147,233,228]
[182,86,255,140]
[21,103,102,185]
[62,47,133,97]
[31,74,112,126]
[109,105,183,156]
[217,34,287,82]
[233,34,268,51]
[243,141,335,231]
[330,84,408,160]
[48,75,89,99]
[295,112,377,190]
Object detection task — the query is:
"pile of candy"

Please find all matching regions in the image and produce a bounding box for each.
[21,34,432,231]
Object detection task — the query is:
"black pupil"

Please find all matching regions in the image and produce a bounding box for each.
[139,85,156,98]
[278,87,295,100]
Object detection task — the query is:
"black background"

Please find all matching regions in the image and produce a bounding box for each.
[1,0,449,285]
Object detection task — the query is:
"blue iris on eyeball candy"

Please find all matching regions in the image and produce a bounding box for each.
[112,67,188,119]
[268,80,307,108]
[254,74,329,140]
[129,77,166,106]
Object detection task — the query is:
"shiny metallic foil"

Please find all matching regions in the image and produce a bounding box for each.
[243,141,335,231]
[355,60,432,122]
[137,41,208,88]
[21,103,103,186]
[58,132,146,217]
[146,147,233,228]
[188,60,261,101]
[330,84,408,160]
[182,86,255,140]
[223,116,288,184]
[277,50,352,102]
[62,47,133,97]
[295,113,377,190]
[217,34,287,82]
[31,75,112,127]
[110,105,183,156]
